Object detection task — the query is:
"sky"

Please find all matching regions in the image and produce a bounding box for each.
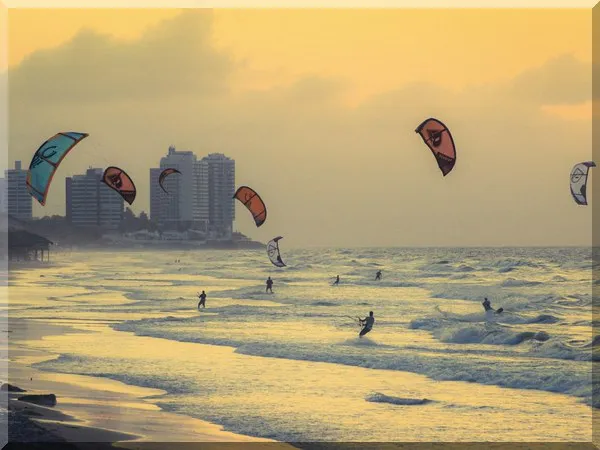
[2,7,595,247]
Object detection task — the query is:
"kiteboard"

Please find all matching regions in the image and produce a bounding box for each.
[495,308,504,314]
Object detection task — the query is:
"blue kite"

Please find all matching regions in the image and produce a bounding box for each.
[26,132,89,206]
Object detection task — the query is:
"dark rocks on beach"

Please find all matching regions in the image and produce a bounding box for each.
[7,407,69,445]
[17,394,57,407]
[1,383,26,392]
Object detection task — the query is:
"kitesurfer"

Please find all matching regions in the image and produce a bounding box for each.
[266,277,274,294]
[482,297,493,312]
[333,275,340,285]
[375,270,382,281]
[359,311,375,337]
[198,291,206,311]
[198,291,207,309]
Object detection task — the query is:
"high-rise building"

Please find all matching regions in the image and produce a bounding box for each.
[192,159,209,232]
[5,161,32,221]
[149,148,235,236]
[149,168,163,224]
[201,153,235,238]
[0,178,7,214]
[66,168,124,229]
[158,146,197,228]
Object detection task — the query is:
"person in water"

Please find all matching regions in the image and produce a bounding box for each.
[482,297,493,312]
[333,275,340,285]
[266,277,274,294]
[198,291,207,310]
[375,270,382,281]
[359,311,375,337]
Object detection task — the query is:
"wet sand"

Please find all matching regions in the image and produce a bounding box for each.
[7,318,284,446]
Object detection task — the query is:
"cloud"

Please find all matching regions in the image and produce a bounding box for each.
[6,11,593,247]
[507,53,591,105]
[9,10,233,105]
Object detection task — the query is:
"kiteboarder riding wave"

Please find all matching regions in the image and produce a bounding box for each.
[482,297,503,314]
[359,311,375,337]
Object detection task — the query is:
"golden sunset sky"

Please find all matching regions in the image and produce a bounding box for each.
[2,6,595,246]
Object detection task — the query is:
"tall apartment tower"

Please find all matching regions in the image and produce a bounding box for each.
[158,146,196,228]
[66,168,124,229]
[192,159,209,232]
[201,153,235,238]
[149,149,234,236]
[149,168,163,224]
[0,178,7,214]
[5,161,32,221]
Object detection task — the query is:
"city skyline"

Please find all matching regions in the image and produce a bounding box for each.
[150,147,235,237]
[5,9,594,247]
[2,146,237,237]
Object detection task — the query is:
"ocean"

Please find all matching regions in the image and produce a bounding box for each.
[8,247,595,442]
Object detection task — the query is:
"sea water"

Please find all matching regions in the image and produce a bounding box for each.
[7,247,595,441]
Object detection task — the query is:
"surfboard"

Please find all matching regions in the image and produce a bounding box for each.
[495,308,504,314]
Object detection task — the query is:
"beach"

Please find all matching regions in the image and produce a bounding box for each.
[5,247,595,445]
[7,318,279,447]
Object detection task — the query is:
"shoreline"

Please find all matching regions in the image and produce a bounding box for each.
[7,318,284,447]
[8,261,66,271]
[8,396,135,446]
[29,241,264,253]
[6,248,594,444]
[12,318,594,444]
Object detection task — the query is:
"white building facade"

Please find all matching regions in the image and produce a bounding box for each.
[201,153,235,238]
[149,148,235,237]
[5,161,32,221]
[66,168,124,229]
[149,168,163,224]
[158,146,197,228]
[0,178,7,214]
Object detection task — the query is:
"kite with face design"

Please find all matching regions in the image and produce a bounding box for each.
[570,161,595,205]
[415,118,457,177]
[267,236,286,267]
[102,166,137,205]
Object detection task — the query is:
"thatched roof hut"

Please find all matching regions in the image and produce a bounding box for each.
[6,228,54,262]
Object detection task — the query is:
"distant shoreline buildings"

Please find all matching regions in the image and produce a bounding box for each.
[66,168,124,229]
[3,161,32,221]
[1,148,237,240]
[150,146,235,239]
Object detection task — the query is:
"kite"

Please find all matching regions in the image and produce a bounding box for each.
[570,161,596,205]
[101,166,137,205]
[233,186,267,227]
[267,236,286,267]
[26,132,89,206]
[415,118,457,176]
[158,168,181,194]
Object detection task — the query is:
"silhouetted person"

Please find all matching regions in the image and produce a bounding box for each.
[375,271,382,281]
[333,275,340,285]
[482,297,493,312]
[198,291,207,310]
[359,311,375,337]
[266,277,274,294]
